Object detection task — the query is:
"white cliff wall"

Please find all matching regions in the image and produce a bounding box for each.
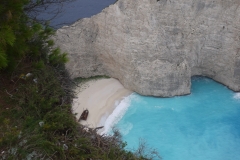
[54,0,240,97]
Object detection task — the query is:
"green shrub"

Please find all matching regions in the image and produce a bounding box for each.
[0,0,160,159]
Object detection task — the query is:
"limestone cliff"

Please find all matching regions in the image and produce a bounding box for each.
[53,0,240,97]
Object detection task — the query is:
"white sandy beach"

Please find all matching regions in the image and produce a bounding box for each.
[72,78,132,130]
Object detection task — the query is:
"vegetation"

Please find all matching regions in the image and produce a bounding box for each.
[0,0,161,159]
[74,75,110,84]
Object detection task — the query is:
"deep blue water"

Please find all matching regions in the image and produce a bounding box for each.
[112,77,240,160]
[38,0,116,28]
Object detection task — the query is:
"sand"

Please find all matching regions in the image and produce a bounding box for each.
[72,78,132,129]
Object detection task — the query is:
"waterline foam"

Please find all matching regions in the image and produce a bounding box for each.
[114,77,240,160]
[100,94,134,135]
[233,92,240,100]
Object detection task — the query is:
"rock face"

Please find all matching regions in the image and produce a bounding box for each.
[53,0,240,97]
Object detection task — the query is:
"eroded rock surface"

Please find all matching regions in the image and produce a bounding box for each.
[53,0,240,97]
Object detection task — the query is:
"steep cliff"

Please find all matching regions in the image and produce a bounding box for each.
[53,0,240,97]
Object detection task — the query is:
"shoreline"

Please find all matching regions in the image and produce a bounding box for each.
[72,78,132,130]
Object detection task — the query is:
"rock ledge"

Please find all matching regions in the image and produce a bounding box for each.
[53,0,240,97]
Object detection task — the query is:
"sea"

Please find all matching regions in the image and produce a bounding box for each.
[36,0,116,28]
[103,77,240,160]
[41,1,240,159]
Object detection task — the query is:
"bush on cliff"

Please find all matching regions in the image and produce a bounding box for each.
[0,0,161,159]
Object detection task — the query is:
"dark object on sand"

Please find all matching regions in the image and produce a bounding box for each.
[78,109,89,121]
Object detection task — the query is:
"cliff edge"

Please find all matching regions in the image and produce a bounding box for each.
[53,0,240,97]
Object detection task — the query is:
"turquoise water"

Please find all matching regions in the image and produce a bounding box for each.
[112,77,240,160]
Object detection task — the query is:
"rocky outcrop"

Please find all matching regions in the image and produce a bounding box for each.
[53,0,240,97]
